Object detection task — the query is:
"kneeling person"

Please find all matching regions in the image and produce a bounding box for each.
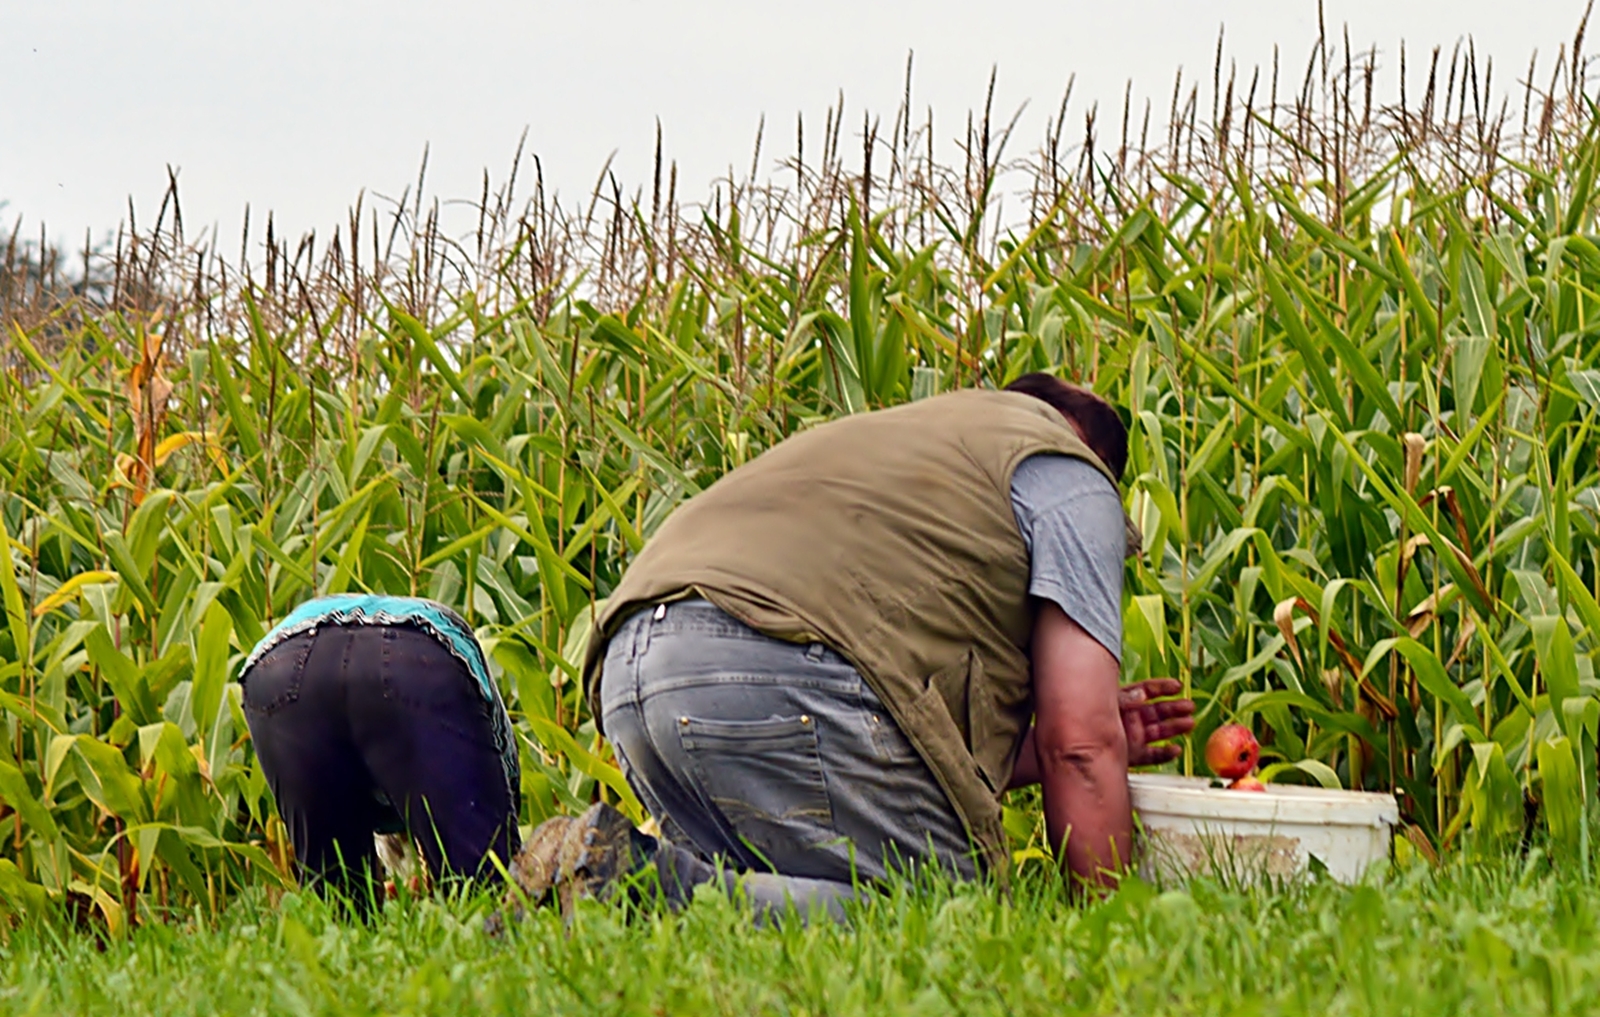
[512,377,1193,919]
[241,594,521,902]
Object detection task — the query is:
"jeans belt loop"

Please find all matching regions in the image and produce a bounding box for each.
[634,601,664,658]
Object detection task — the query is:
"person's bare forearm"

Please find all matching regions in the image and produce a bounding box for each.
[1028,602,1135,894]
[1041,741,1132,890]
[1011,680,1198,792]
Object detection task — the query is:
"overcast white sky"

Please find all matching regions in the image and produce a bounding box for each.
[2,1,1594,251]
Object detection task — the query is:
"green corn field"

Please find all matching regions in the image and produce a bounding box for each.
[4,34,1600,930]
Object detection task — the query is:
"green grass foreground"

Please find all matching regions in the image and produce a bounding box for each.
[1,857,1594,1016]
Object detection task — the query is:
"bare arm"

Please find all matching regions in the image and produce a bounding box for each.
[1007,678,1194,791]
[1031,601,1131,892]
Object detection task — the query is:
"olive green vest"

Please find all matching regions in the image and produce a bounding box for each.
[582,389,1136,871]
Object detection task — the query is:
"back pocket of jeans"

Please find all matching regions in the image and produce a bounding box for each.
[679,715,835,867]
[240,635,314,715]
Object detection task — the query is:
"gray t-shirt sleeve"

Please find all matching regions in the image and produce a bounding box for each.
[1009,454,1125,662]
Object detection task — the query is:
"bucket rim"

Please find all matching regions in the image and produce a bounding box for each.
[1128,772,1400,827]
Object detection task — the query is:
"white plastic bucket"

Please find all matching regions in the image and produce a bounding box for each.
[1129,773,1400,885]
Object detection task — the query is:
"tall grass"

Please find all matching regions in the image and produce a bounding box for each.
[5,21,1600,925]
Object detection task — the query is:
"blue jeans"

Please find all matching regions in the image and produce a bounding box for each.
[599,599,979,919]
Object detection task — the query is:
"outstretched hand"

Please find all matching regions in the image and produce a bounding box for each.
[1119,678,1195,767]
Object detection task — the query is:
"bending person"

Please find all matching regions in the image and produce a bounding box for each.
[240,594,520,905]
[509,376,1193,920]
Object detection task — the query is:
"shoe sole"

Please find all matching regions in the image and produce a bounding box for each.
[557,802,645,914]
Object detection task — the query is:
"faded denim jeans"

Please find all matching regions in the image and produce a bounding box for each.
[599,598,980,920]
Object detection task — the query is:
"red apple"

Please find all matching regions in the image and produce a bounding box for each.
[1205,723,1260,780]
[1228,775,1267,792]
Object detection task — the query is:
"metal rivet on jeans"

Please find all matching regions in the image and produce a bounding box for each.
[800,715,811,725]
[679,717,689,726]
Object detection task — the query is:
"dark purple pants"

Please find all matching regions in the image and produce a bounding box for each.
[241,624,520,901]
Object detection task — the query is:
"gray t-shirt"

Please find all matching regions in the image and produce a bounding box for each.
[1009,455,1125,661]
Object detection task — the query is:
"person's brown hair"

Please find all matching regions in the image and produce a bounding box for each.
[1003,373,1129,482]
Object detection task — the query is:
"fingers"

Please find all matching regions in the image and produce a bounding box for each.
[1118,679,1188,709]
[1135,699,1195,721]
[1130,716,1195,746]
[1125,700,1196,731]
[1133,678,1185,699]
[1147,716,1196,742]
[1120,681,1198,769]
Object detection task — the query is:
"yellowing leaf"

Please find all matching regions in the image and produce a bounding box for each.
[32,570,116,617]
